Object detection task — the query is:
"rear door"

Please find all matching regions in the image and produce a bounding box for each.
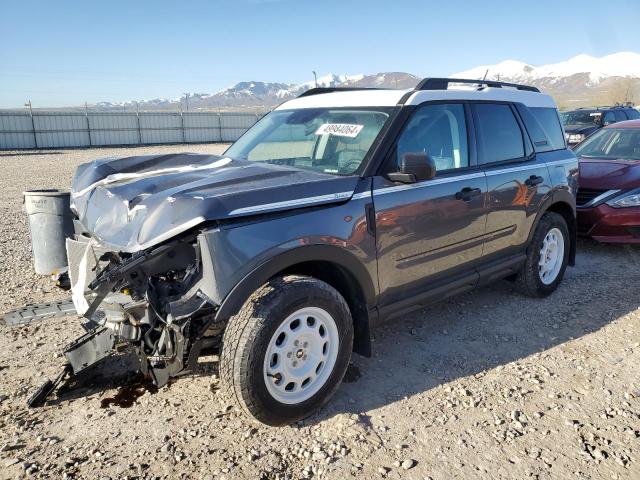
[472,102,552,258]
[372,102,487,310]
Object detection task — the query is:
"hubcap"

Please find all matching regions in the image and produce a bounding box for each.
[263,307,339,404]
[538,227,565,285]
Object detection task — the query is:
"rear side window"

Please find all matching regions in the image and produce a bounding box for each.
[614,110,627,122]
[626,109,640,120]
[530,107,566,151]
[473,104,525,163]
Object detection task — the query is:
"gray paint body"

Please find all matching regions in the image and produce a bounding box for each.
[68,100,578,351]
[197,178,378,308]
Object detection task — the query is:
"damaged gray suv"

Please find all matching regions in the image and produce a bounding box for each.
[49,79,578,425]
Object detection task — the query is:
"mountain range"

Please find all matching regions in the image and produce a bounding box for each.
[93,52,640,112]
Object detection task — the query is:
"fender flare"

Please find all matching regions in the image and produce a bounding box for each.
[215,244,377,322]
[527,190,577,265]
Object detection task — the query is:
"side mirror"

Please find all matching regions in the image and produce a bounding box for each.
[388,152,437,183]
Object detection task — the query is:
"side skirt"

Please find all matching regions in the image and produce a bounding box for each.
[376,254,526,324]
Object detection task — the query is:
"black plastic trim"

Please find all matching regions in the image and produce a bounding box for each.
[215,245,377,321]
[416,77,540,93]
[297,87,386,98]
[527,192,577,266]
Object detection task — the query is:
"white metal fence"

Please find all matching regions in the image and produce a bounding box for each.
[0,111,268,149]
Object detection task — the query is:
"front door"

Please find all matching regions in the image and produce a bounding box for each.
[372,103,487,310]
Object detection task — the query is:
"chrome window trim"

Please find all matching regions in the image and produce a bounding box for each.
[373,172,485,196]
[228,191,353,216]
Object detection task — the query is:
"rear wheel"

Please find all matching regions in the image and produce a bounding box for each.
[515,212,569,297]
[220,275,353,426]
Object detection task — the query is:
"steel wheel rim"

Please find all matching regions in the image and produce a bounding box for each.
[263,307,339,405]
[538,227,564,285]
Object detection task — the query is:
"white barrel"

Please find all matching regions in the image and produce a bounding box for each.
[23,190,74,275]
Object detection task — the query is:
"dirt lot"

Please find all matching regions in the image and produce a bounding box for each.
[0,145,639,480]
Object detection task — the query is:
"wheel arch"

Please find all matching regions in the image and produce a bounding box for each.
[529,193,576,266]
[215,245,376,357]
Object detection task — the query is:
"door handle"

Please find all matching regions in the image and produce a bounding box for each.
[365,203,376,236]
[455,187,482,201]
[525,175,544,187]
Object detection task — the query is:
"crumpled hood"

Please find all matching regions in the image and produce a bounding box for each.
[71,153,358,252]
[578,158,640,190]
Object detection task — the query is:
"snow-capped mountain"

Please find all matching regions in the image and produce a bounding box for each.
[96,93,213,110]
[89,53,640,112]
[209,74,369,106]
[452,52,640,85]
[452,52,640,108]
[91,73,421,111]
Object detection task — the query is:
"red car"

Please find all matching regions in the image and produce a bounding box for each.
[575,119,640,243]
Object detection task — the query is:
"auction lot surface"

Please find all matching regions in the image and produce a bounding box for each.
[0,145,639,480]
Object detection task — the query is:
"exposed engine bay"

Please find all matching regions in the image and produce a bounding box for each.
[66,233,222,388]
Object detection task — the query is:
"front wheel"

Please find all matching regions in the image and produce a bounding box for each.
[515,211,570,297]
[220,275,353,426]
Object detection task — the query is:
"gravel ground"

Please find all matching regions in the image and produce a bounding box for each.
[0,145,639,480]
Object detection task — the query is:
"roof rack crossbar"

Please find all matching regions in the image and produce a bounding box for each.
[416,77,540,93]
[297,87,385,98]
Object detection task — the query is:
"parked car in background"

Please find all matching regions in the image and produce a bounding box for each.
[575,120,640,243]
[561,105,640,146]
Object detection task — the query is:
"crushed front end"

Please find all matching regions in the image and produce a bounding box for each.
[65,232,220,388]
[16,151,360,406]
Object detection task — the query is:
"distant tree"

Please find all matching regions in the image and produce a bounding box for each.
[603,77,638,105]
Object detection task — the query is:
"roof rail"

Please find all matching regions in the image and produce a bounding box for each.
[297,87,385,98]
[415,77,540,93]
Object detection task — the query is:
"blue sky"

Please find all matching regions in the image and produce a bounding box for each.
[1,0,639,107]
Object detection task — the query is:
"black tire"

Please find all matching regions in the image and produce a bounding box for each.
[515,211,570,298]
[220,275,353,426]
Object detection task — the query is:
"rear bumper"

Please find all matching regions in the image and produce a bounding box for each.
[577,204,640,243]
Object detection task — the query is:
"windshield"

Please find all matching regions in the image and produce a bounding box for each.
[560,111,602,126]
[574,128,640,160]
[224,107,392,175]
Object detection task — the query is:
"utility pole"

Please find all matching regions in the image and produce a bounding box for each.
[24,100,37,148]
[85,101,92,146]
[179,101,186,143]
[183,93,190,112]
[312,71,318,88]
[135,101,142,144]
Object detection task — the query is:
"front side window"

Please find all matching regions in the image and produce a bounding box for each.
[474,103,525,164]
[396,103,469,172]
[574,128,640,160]
[224,107,392,175]
[603,111,616,124]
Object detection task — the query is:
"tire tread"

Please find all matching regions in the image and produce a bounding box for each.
[220,275,352,425]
